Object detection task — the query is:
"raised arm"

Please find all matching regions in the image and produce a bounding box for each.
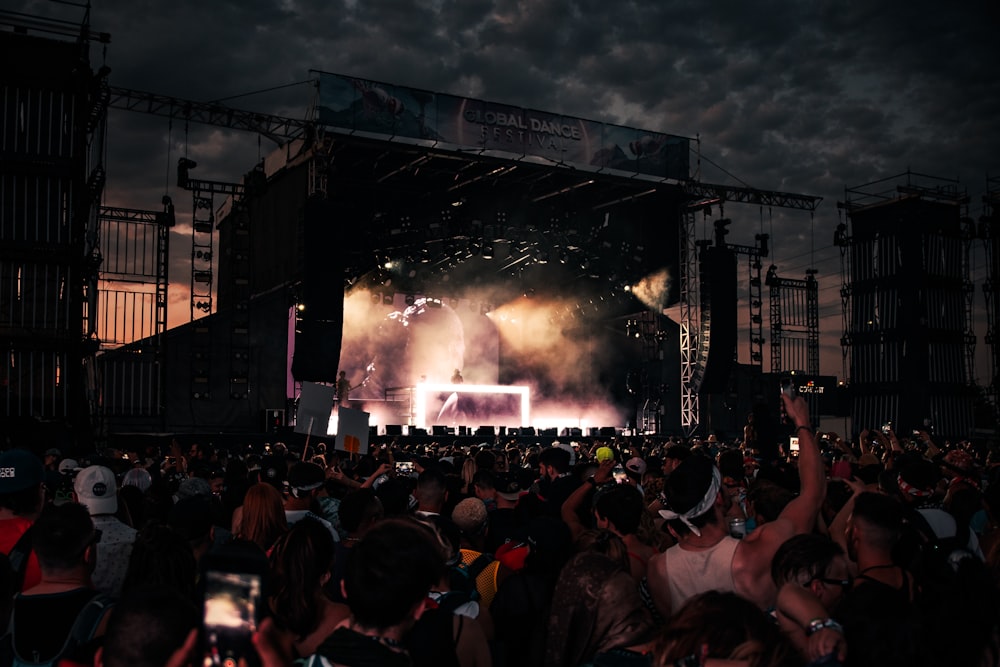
[561,459,615,542]
[775,394,826,535]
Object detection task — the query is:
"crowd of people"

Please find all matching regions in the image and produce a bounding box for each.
[2,393,1000,667]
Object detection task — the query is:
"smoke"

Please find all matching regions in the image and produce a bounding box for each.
[338,288,633,429]
[631,268,673,311]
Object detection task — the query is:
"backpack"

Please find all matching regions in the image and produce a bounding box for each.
[6,525,34,592]
[437,552,494,614]
[1,592,113,667]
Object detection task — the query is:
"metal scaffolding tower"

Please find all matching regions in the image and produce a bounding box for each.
[94,200,173,422]
[679,210,700,434]
[981,175,1000,413]
[837,172,975,439]
[767,267,819,376]
[1,9,109,433]
[679,184,819,436]
[726,231,769,368]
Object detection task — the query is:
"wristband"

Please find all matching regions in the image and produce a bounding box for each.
[795,425,813,437]
[805,617,843,636]
[586,476,597,486]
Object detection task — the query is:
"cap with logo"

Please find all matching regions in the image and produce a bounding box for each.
[0,449,45,494]
[74,465,118,515]
[494,472,523,502]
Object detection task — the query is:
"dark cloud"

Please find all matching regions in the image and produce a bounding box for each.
[8,0,998,382]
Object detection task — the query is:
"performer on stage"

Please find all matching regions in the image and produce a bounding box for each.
[336,371,352,403]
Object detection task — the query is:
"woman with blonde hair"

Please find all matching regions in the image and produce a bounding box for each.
[461,457,478,495]
[234,482,288,553]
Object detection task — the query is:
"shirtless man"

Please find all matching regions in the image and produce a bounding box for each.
[645,393,824,617]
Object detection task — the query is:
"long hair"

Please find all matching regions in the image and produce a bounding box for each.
[121,521,198,602]
[239,483,287,552]
[268,518,335,640]
[655,591,799,667]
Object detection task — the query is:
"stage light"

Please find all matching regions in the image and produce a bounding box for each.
[405,294,416,306]
[482,244,494,259]
[383,294,394,305]
[372,292,381,303]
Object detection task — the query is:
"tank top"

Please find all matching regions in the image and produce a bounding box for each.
[663,535,740,609]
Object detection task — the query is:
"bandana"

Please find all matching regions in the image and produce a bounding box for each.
[897,474,932,498]
[949,475,981,491]
[658,467,721,536]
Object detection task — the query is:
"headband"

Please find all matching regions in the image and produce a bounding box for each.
[658,467,721,536]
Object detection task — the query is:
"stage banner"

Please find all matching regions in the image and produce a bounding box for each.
[335,406,370,456]
[295,381,335,436]
[314,71,689,181]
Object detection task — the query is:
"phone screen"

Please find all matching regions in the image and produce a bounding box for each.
[779,378,798,398]
[788,437,800,456]
[395,461,414,474]
[612,466,627,484]
[202,569,262,667]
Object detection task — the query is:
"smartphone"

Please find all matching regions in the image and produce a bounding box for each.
[612,466,627,484]
[395,461,415,475]
[201,552,266,667]
[788,437,800,457]
[779,377,798,398]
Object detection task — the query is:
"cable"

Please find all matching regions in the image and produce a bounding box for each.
[165,119,172,196]
[698,152,752,189]
[810,210,816,270]
[209,80,313,104]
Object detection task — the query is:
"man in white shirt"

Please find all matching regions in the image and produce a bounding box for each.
[74,465,137,596]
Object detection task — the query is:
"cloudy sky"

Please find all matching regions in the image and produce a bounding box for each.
[17,0,1000,382]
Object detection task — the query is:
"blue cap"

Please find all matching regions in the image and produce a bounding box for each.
[0,449,45,493]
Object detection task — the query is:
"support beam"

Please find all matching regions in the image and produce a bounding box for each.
[683,182,822,212]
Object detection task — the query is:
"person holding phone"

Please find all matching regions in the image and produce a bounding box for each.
[645,392,825,619]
